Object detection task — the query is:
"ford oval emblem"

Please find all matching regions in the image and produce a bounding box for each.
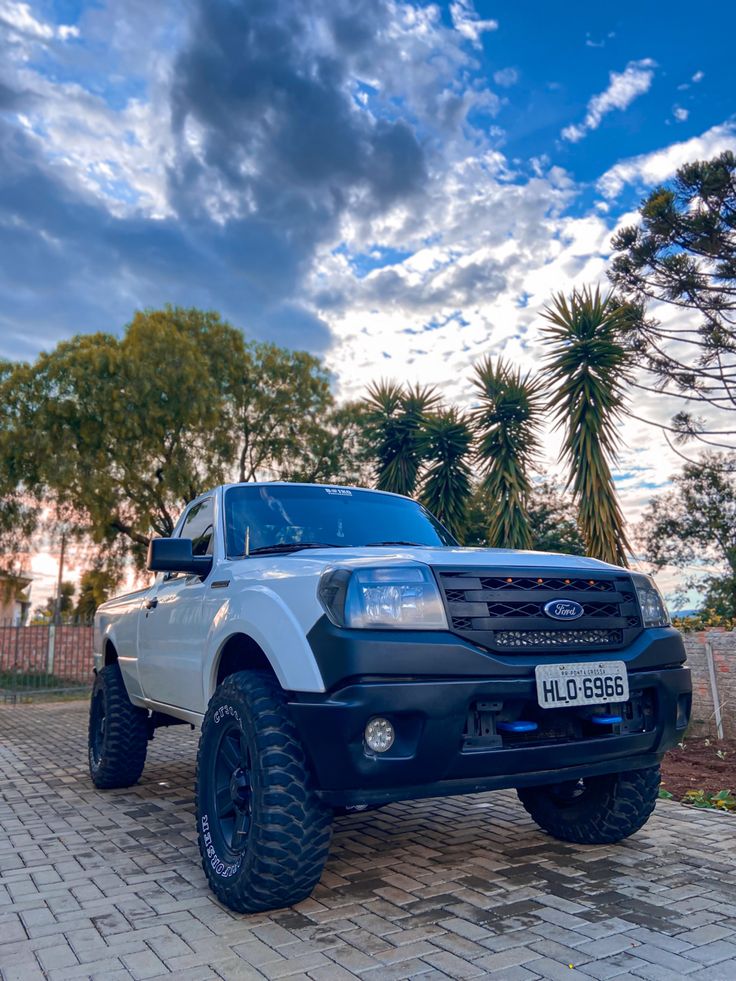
[544,599,585,621]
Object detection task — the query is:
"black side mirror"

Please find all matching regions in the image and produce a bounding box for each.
[147,538,213,578]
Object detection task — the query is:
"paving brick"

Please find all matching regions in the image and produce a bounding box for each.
[2,700,736,981]
[682,939,736,965]
[474,945,544,972]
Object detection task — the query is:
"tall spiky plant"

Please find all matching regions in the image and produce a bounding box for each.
[470,357,543,549]
[364,381,440,496]
[541,286,633,566]
[418,408,473,538]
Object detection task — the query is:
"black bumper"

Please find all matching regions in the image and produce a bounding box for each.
[288,621,691,807]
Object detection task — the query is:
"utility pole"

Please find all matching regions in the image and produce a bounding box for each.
[53,531,67,626]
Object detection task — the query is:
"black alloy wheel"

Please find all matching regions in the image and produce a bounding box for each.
[212,723,253,856]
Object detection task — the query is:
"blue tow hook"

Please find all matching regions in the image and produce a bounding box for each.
[497,721,538,733]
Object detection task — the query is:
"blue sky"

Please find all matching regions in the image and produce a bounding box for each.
[1,0,734,602]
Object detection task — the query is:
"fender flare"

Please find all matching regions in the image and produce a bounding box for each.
[206,585,326,699]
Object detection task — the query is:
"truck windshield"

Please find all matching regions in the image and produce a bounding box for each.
[224,484,456,556]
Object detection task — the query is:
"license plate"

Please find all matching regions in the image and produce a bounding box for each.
[535,661,629,708]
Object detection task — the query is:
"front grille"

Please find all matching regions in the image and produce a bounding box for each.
[437,568,642,654]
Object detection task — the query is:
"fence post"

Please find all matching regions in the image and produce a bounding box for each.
[47,624,55,677]
[705,637,725,741]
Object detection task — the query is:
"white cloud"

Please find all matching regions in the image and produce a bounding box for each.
[449,0,498,46]
[673,106,689,122]
[692,70,705,83]
[561,58,656,142]
[597,121,736,198]
[493,67,518,87]
[0,1,77,42]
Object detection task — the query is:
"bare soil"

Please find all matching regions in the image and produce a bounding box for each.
[660,736,736,799]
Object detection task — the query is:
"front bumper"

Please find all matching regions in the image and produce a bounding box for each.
[289,623,691,807]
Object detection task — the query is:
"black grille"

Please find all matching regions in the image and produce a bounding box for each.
[437,568,641,654]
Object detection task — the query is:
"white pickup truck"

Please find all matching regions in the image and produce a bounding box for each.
[89,482,691,913]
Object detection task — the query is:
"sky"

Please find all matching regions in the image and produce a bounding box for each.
[1,0,735,607]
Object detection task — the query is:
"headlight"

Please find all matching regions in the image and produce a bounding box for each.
[632,574,670,628]
[318,566,448,630]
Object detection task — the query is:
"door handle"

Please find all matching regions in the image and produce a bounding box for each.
[145,598,158,610]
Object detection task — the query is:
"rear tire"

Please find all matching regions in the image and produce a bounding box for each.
[88,663,149,789]
[196,670,333,913]
[517,765,660,844]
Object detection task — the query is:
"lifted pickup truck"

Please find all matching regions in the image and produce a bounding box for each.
[89,482,691,913]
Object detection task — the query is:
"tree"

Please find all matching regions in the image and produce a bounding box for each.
[1,307,341,567]
[526,478,587,556]
[232,343,334,482]
[75,567,122,621]
[282,401,375,487]
[541,287,632,566]
[637,451,736,615]
[609,151,736,450]
[363,381,441,496]
[417,408,473,538]
[33,581,75,622]
[463,478,586,555]
[470,357,542,549]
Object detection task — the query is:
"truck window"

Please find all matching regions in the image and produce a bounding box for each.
[180,498,215,556]
[224,485,455,556]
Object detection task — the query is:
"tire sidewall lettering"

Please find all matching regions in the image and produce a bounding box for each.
[213,703,241,726]
[201,813,242,879]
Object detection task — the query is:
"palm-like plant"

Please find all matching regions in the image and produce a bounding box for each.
[470,357,543,549]
[418,408,473,538]
[364,381,440,496]
[541,286,633,566]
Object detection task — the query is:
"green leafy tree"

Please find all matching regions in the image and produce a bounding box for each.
[470,357,542,549]
[281,401,375,487]
[0,360,39,578]
[33,581,75,623]
[74,567,122,621]
[637,451,736,615]
[541,287,632,566]
[464,478,585,555]
[364,381,441,496]
[1,307,340,567]
[609,151,736,448]
[527,478,587,556]
[417,408,473,538]
[233,343,334,482]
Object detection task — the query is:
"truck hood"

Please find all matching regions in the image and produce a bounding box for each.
[281,545,628,574]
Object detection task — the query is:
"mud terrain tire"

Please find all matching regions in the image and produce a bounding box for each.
[196,670,333,913]
[88,662,149,789]
[517,765,660,844]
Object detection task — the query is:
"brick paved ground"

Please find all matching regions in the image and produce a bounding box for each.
[1,701,736,981]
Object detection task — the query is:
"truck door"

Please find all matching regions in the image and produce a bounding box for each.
[137,497,215,712]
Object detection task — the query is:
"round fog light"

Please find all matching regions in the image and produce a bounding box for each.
[365,717,395,753]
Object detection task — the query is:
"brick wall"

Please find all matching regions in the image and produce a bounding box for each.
[0,624,94,685]
[682,629,736,738]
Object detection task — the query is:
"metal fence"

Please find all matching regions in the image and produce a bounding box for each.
[0,620,95,702]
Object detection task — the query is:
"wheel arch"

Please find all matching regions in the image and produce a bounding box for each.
[103,639,119,666]
[213,632,275,690]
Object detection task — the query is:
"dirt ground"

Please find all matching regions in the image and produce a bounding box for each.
[660,736,736,799]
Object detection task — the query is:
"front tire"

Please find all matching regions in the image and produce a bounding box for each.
[88,663,149,789]
[196,670,333,913]
[517,765,660,844]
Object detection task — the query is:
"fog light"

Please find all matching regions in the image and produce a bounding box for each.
[365,717,394,753]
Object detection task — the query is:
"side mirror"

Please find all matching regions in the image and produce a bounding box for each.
[147,538,213,578]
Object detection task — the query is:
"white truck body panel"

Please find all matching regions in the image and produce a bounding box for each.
[94,483,624,723]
